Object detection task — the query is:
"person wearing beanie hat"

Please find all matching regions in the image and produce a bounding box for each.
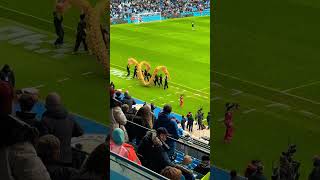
[110,128,141,165]
[42,92,83,163]
[112,128,125,145]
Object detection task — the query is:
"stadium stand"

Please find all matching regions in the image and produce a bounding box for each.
[110,83,210,179]
[111,0,210,24]
[0,67,108,180]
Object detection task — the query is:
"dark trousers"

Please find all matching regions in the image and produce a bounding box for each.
[188,124,193,132]
[181,124,185,130]
[74,35,88,52]
[133,71,137,78]
[55,28,64,46]
[127,69,130,76]
[164,83,168,89]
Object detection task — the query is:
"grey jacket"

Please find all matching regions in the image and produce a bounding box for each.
[0,142,51,180]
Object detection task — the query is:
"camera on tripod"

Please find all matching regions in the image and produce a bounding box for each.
[282,144,297,159]
[272,144,300,180]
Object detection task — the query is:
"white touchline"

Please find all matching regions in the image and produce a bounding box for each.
[231,89,243,96]
[281,80,320,93]
[81,72,93,76]
[57,78,70,83]
[299,110,320,119]
[214,71,320,105]
[242,109,256,114]
[0,5,74,31]
[33,84,45,89]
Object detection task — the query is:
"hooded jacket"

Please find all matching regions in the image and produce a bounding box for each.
[42,106,83,163]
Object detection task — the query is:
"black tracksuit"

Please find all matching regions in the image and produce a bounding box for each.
[74,17,88,52]
[54,14,64,46]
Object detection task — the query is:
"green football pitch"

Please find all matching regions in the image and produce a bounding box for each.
[213,0,320,178]
[0,0,107,124]
[110,16,210,120]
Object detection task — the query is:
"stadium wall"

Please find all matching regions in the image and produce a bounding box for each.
[111,9,210,25]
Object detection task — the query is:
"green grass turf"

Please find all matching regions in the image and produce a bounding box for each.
[110,16,210,118]
[213,0,320,178]
[0,3,107,124]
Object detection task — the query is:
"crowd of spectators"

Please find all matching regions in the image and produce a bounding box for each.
[227,155,320,180]
[111,0,210,19]
[0,64,108,180]
[109,82,210,179]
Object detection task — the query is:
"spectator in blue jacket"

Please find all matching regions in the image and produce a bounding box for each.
[154,104,181,159]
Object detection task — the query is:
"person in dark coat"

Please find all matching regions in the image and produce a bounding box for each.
[133,66,137,78]
[154,74,159,86]
[0,85,51,180]
[159,74,163,86]
[16,94,48,136]
[164,76,168,89]
[193,155,210,176]
[114,91,122,102]
[41,92,84,164]
[230,170,240,180]
[248,163,267,180]
[126,64,130,77]
[181,115,186,130]
[309,156,320,180]
[73,14,88,53]
[122,91,136,110]
[53,11,64,48]
[37,134,79,180]
[137,128,173,173]
[207,112,210,129]
[0,64,15,87]
[187,113,194,132]
[154,104,181,158]
[71,143,108,180]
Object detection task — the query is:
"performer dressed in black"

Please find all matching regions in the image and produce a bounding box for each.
[126,64,130,77]
[154,74,159,86]
[164,76,168,90]
[144,69,148,81]
[159,74,163,86]
[53,11,64,48]
[73,14,88,53]
[100,24,108,48]
[133,66,137,78]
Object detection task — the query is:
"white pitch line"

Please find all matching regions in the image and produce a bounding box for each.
[211,97,221,101]
[299,110,319,118]
[231,89,243,96]
[57,78,70,83]
[217,117,225,122]
[0,5,73,30]
[265,103,290,109]
[282,80,320,92]
[167,94,172,96]
[242,109,256,114]
[81,72,93,76]
[33,84,45,89]
[212,82,223,87]
[213,71,320,105]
